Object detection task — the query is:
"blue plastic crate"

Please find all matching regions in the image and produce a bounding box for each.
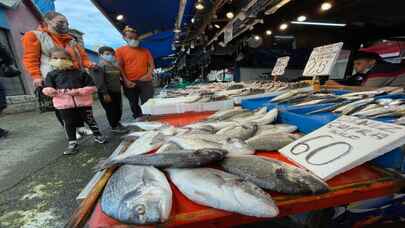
[240,96,276,111]
[278,103,405,171]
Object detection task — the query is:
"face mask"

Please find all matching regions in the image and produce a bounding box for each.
[52,21,69,34]
[126,39,140,47]
[49,59,73,70]
[101,54,115,62]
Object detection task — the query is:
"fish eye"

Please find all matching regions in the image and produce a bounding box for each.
[135,204,146,215]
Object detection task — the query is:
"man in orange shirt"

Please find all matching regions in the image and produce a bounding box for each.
[115,26,155,120]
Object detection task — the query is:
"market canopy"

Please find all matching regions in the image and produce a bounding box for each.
[91,0,197,67]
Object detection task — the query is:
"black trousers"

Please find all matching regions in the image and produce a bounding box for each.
[123,81,154,119]
[59,107,102,141]
[98,91,122,128]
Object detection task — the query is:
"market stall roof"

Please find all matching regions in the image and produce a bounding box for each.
[91,0,197,67]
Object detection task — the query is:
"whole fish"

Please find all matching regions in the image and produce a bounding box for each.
[155,142,182,154]
[107,131,164,165]
[221,138,256,156]
[95,148,227,170]
[229,111,254,120]
[168,136,223,150]
[306,101,352,115]
[256,124,297,136]
[166,168,279,217]
[221,156,329,194]
[271,90,299,103]
[101,165,172,224]
[335,98,375,115]
[352,105,399,118]
[208,107,244,120]
[251,109,278,125]
[216,123,258,140]
[122,121,169,131]
[246,133,299,151]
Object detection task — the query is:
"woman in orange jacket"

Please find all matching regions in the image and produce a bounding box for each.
[22,11,94,136]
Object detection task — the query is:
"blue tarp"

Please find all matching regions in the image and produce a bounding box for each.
[32,0,55,14]
[94,0,197,67]
[0,6,9,29]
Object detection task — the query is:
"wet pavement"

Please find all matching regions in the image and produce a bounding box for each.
[0,102,132,227]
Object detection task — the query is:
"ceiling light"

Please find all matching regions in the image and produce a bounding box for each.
[291,21,346,27]
[226,11,234,19]
[279,23,288,31]
[321,2,332,11]
[297,15,307,22]
[174,28,181,33]
[116,14,124,21]
[195,1,205,10]
[254,35,261,41]
[190,41,195,49]
[181,46,185,52]
[191,18,195,23]
[265,30,272,36]
[214,24,221,29]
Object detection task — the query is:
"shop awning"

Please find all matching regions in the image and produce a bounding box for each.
[92,0,197,67]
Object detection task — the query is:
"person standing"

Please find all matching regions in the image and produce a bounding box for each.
[94,46,128,134]
[42,48,106,154]
[0,42,20,138]
[22,12,94,136]
[115,26,155,120]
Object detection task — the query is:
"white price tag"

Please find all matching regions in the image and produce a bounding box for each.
[303,42,344,76]
[272,56,290,76]
[280,116,405,180]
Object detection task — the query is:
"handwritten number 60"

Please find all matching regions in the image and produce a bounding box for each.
[290,135,352,166]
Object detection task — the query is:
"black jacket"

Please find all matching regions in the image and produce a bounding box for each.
[44,69,95,90]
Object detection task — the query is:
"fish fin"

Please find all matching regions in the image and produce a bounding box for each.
[93,158,116,171]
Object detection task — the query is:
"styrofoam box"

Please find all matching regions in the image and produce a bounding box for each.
[142,100,234,115]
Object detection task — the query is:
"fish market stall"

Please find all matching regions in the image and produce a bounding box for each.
[67,109,405,228]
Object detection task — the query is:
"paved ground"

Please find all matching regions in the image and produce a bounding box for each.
[0,102,132,228]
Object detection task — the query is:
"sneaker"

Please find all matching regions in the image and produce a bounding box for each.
[0,128,9,139]
[64,141,79,155]
[77,127,93,136]
[111,124,129,134]
[94,135,107,144]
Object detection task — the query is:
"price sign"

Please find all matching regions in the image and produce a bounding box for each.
[272,56,290,76]
[303,42,344,77]
[280,116,405,180]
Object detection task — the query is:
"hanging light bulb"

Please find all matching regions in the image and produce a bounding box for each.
[195,0,205,10]
[181,46,185,52]
[297,15,307,22]
[116,14,124,21]
[321,2,332,11]
[191,18,195,23]
[279,23,288,31]
[226,11,234,19]
[190,41,195,49]
[254,35,261,41]
[265,30,272,36]
[214,24,221,29]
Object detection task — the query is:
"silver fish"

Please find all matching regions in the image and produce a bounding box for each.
[221,156,329,194]
[95,148,227,170]
[251,109,278,125]
[246,133,299,151]
[352,105,399,118]
[336,98,375,115]
[221,138,256,156]
[166,168,279,217]
[216,123,258,140]
[256,124,298,136]
[122,121,169,131]
[168,136,223,150]
[101,165,172,224]
[208,107,244,120]
[155,142,182,154]
[109,131,164,164]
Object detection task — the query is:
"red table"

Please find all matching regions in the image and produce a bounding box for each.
[83,112,404,228]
